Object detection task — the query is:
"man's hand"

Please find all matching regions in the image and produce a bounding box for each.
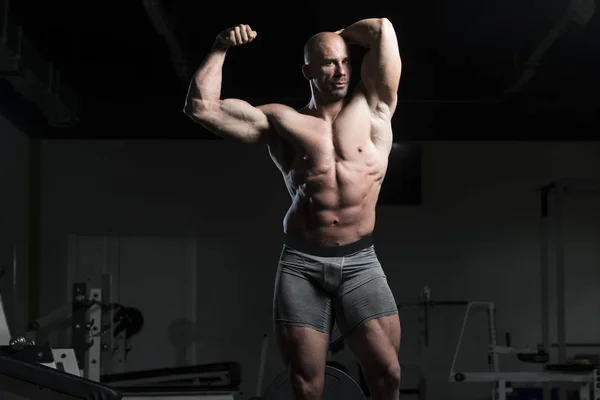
[335,28,358,45]
[216,24,257,48]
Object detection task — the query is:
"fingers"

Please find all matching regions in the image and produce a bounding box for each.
[222,24,257,47]
[238,25,248,42]
[247,27,257,41]
[239,24,257,44]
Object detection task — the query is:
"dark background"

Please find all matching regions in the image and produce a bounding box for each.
[6,0,599,141]
[1,3,599,397]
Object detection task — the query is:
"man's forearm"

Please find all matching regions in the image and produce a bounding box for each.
[185,41,228,108]
[338,18,387,48]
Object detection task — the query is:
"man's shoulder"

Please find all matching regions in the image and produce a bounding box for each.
[256,102,295,111]
[259,103,315,124]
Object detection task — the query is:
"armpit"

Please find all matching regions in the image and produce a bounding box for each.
[372,101,393,120]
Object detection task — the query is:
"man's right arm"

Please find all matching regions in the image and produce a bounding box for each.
[183,25,271,144]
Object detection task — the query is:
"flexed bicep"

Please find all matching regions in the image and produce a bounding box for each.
[183,23,266,143]
[360,18,402,116]
[186,98,273,144]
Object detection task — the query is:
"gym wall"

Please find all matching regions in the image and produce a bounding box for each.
[38,139,600,400]
[0,114,30,336]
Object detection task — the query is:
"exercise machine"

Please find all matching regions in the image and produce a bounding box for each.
[18,281,144,381]
[1,281,131,379]
[1,279,242,399]
[101,362,241,400]
[448,301,600,400]
[0,351,122,400]
[0,286,123,399]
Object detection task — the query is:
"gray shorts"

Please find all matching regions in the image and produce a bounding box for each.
[273,235,398,337]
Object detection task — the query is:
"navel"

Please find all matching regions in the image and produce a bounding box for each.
[358,147,363,153]
[332,219,339,226]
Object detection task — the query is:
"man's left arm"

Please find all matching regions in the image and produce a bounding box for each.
[338,18,402,117]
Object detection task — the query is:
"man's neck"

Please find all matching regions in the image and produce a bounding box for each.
[305,97,344,122]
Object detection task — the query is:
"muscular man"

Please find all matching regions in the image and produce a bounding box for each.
[184,18,402,400]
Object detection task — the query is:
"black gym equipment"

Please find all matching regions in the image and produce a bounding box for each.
[112,304,144,340]
[259,365,366,400]
[0,351,122,400]
[25,282,144,371]
[102,362,241,389]
[101,362,241,398]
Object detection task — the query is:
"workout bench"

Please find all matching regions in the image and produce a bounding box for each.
[0,351,122,400]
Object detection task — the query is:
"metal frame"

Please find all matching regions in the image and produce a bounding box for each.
[448,302,499,399]
[66,234,127,377]
[71,282,89,372]
[1,283,113,381]
[51,349,81,376]
[539,179,600,365]
[0,290,11,344]
[452,371,597,400]
[448,292,600,400]
[538,179,600,400]
[448,298,598,400]
[67,234,198,374]
[255,333,269,397]
[448,302,499,375]
[85,288,102,382]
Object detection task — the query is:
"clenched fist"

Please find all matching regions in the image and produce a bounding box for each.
[217,24,257,48]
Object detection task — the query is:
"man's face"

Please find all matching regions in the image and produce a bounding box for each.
[306,36,351,101]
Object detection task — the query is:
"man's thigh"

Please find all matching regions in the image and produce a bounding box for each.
[334,248,398,337]
[273,246,334,334]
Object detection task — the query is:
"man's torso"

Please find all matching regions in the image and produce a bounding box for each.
[266,87,394,246]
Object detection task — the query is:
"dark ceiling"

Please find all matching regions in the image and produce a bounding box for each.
[7,0,600,140]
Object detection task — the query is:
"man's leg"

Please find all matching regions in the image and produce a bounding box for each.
[334,246,401,400]
[275,325,330,400]
[273,245,334,399]
[345,315,401,400]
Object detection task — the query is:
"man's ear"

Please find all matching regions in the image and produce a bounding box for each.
[301,64,312,80]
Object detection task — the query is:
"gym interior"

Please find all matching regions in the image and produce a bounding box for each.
[1,1,599,400]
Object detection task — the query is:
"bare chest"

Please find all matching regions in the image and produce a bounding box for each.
[269,116,387,188]
[301,128,376,173]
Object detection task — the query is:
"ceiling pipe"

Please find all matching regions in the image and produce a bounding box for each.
[506,0,596,94]
[141,0,188,86]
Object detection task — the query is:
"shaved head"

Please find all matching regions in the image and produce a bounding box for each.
[301,31,351,103]
[303,32,347,64]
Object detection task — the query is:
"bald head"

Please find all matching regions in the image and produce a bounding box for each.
[303,32,347,64]
[301,31,351,102]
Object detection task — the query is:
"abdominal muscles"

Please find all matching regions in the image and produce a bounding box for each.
[284,153,386,246]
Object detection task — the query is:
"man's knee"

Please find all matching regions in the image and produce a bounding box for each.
[289,371,325,399]
[368,359,401,392]
[383,361,401,388]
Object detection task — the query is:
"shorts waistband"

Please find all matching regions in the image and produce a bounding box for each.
[284,235,373,257]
